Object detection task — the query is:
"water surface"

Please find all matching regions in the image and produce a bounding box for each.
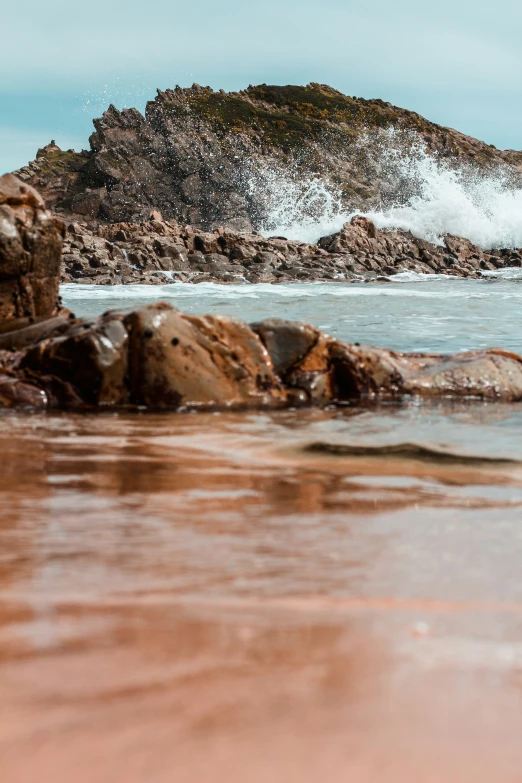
[63,276,522,353]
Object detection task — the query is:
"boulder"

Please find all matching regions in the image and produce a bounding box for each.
[124,303,286,408]
[0,173,64,328]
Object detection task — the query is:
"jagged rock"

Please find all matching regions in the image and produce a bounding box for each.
[55,212,522,285]
[14,83,522,233]
[11,80,522,286]
[0,174,65,328]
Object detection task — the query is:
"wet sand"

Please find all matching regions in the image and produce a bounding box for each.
[1,406,522,781]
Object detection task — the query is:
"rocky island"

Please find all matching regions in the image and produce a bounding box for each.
[11,83,522,285]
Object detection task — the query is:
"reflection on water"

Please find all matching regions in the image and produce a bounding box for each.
[2,405,522,781]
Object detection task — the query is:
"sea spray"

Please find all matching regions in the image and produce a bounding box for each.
[244,129,522,249]
[237,156,345,245]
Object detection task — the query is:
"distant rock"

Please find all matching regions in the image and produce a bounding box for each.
[58,213,521,285]
[13,83,522,231]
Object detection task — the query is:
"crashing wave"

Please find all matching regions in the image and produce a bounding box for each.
[245,130,522,249]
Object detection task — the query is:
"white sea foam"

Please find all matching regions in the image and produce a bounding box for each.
[249,131,522,249]
[480,266,522,280]
[241,161,345,245]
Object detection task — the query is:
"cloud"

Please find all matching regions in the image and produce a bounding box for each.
[1,0,521,92]
[1,0,521,166]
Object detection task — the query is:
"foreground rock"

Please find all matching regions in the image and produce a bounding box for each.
[4,305,522,410]
[58,213,522,285]
[0,174,65,325]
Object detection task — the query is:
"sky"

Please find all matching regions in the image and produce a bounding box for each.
[1,0,522,173]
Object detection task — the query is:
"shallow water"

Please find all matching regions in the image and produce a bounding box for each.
[3,281,522,781]
[63,276,522,353]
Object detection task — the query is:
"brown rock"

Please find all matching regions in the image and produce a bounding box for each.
[124,302,285,409]
[0,173,64,328]
[21,312,129,406]
[0,374,48,409]
[251,318,320,376]
[328,343,522,402]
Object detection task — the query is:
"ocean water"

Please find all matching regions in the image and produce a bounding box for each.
[252,130,522,247]
[63,273,522,354]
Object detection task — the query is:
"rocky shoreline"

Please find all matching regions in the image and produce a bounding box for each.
[11,82,522,286]
[58,212,522,286]
[3,173,522,411]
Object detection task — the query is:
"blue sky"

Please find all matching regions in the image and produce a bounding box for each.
[2,0,521,173]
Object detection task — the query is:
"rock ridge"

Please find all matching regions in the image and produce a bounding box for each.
[14,83,522,232]
[59,213,522,285]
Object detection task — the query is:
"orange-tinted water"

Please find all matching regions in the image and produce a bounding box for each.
[1,406,522,781]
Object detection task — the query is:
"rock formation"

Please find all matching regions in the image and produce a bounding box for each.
[58,213,521,285]
[14,83,522,232]
[11,83,522,284]
[3,174,522,410]
[7,303,522,410]
[0,174,65,327]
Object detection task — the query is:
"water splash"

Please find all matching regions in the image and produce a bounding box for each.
[246,130,522,249]
[238,157,345,244]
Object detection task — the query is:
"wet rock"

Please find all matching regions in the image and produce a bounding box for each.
[328,343,522,402]
[285,333,335,404]
[251,318,320,376]
[400,350,522,400]
[0,374,48,409]
[124,302,285,408]
[21,311,129,406]
[0,314,70,351]
[3,303,522,409]
[0,174,65,326]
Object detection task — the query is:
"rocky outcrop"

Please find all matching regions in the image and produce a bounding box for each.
[58,213,521,285]
[14,83,522,232]
[0,173,65,328]
[317,216,521,277]
[12,83,522,285]
[5,305,522,410]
